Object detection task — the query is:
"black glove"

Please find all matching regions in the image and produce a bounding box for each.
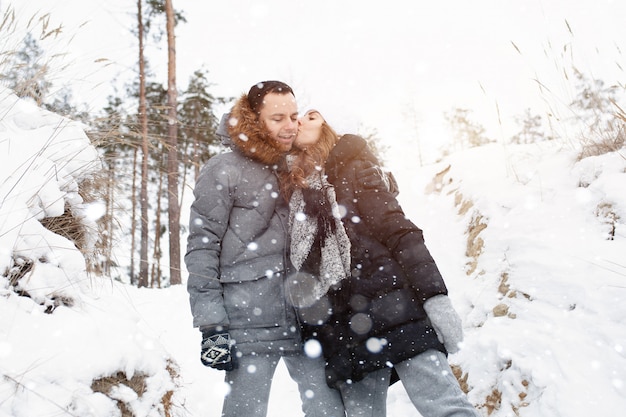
[357,163,399,196]
[200,329,236,371]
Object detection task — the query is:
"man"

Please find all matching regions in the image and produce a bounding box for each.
[185,81,345,417]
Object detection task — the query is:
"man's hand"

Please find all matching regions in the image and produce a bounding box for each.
[200,330,236,371]
[357,162,399,196]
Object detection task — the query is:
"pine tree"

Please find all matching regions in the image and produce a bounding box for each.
[87,95,134,279]
[2,32,51,104]
[179,69,227,179]
[511,108,549,144]
[569,69,620,134]
[444,108,492,151]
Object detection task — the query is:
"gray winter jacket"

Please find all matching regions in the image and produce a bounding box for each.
[185,96,301,355]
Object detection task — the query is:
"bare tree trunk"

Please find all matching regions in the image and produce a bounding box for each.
[165,0,181,285]
[137,0,150,288]
[193,135,200,181]
[151,166,164,288]
[100,156,114,276]
[179,139,189,218]
[130,147,138,283]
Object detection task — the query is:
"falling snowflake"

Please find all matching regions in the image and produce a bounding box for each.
[304,339,322,358]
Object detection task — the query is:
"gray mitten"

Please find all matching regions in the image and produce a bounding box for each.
[424,294,464,354]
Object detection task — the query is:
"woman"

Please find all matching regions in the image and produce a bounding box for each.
[283,110,479,417]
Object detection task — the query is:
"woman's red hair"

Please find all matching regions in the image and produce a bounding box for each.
[280,113,339,200]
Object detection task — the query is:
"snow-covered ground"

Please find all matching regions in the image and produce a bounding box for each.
[1,86,625,416]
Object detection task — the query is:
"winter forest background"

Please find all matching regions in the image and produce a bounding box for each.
[1,1,625,416]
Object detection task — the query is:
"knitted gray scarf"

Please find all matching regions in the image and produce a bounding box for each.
[288,169,351,301]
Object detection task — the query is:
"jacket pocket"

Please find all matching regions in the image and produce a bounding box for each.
[222,273,288,329]
[219,255,284,283]
[370,289,426,328]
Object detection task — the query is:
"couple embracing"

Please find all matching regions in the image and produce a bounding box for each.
[185,81,479,417]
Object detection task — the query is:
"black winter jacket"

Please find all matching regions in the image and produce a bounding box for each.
[301,134,448,388]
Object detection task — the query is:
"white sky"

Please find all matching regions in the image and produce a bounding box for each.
[8,0,626,162]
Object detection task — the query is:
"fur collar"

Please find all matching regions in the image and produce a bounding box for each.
[227,94,286,166]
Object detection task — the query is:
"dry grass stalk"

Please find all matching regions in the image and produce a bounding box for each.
[90,360,180,417]
[498,272,510,296]
[162,361,181,417]
[595,202,620,240]
[424,164,452,194]
[456,192,474,215]
[483,388,502,415]
[91,371,147,417]
[5,256,33,288]
[465,213,487,275]
[40,203,86,252]
[1,5,72,104]
[3,255,75,313]
[577,123,625,160]
[454,360,531,416]
[451,364,470,394]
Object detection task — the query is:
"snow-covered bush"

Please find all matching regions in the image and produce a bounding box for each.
[0,87,182,417]
[0,86,100,309]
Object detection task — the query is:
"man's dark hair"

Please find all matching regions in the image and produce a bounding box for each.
[247,81,295,114]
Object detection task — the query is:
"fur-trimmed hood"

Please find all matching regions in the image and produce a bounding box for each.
[222,94,286,166]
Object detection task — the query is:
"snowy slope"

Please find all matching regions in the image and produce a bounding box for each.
[398,141,626,416]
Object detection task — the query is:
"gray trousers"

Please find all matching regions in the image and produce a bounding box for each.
[221,352,345,417]
[339,349,480,417]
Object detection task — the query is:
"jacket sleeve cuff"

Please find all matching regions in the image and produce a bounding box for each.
[199,325,229,337]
